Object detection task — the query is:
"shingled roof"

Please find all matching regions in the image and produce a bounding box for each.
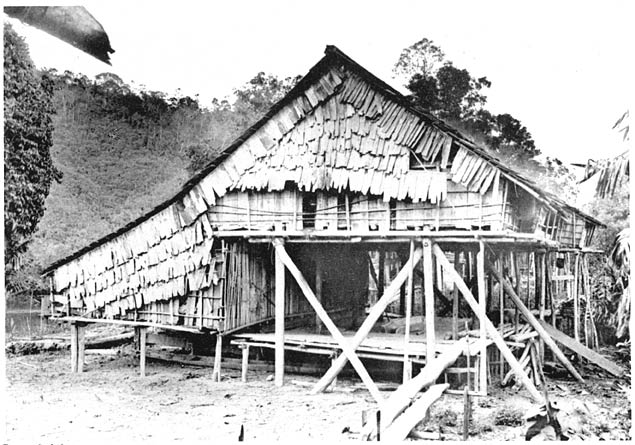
[42,45,603,274]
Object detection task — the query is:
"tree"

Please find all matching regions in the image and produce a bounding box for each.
[396,38,564,194]
[4,24,62,270]
[393,37,445,80]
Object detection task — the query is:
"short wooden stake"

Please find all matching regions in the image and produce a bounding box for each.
[139,326,147,377]
[462,385,471,440]
[213,334,223,382]
[241,345,249,383]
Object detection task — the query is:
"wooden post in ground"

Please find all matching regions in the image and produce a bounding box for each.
[313,247,423,395]
[70,322,78,373]
[423,239,436,365]
[241,345,249,383]
[274,239,285,387]
[498,253,505,380]
[572,252,580,342]
[77,323,86,373]
[139,326,147,377]
[452,251,460,340]
[378,248,385,300]
[433,244,543,402]
[539,252,547,361]
[212,334,223,382]
[315,254,323,335]
[476,241,487,394]
[403,240,415,383]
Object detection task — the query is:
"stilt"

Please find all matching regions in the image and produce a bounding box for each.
[315,254,323,334]
[403,240,414,383]
[70,322,78,373]
[77,323,86,373]
[212,333,223,382]
[498,254,505,380]
[139,326,147,377]
[539,253,546,362]
[452,251,460,340]
[274,239,285,387]
[573,252,580,342]
[378,248,385,300]
[422,239,436,364]
[476,241,487,394]
[241,344,249,383]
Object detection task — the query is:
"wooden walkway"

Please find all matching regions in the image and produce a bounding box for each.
[232,328,492,364]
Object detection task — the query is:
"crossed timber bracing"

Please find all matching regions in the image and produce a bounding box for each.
[271,237,548,405]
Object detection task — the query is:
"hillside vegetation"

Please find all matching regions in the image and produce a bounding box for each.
[9,69,296,301]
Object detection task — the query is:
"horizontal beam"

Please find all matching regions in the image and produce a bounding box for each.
[212,229,556,241]
[50,316,207,334]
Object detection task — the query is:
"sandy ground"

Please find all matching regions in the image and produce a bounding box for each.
[4,330,632,443]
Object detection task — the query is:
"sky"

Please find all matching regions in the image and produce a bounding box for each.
[5,0,633,165]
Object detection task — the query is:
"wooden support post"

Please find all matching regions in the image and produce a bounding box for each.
[139,326,147,377]
[77,323,86,373]
[433,244,543,402]
[573,252,580,342]
[315,255,323,335]
[70,322,78,373]
[313,246,423,395]
[539,253,546,361]
[274,242,385,404]
[452,251,460,340]
[498,254,505,380]
[212,333,223,382]
[403,240,415,383]
[423,239,436,364]
[241,345,249,383]
[463,385,470,441]
[378,249,385,301]
[274,239,285,387]
[476,241,487,394]
[486,260,585,384]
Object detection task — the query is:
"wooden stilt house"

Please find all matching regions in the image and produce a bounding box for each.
[42,46,606,400]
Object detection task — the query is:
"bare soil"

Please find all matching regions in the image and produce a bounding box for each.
[4,328,632,442]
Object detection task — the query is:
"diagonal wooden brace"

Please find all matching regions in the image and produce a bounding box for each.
[273,242,384,405]
[312,246,424,395]
[432,243,544,403]
[486,259,585,383]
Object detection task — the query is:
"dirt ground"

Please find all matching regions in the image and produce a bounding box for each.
[4,328,632,443]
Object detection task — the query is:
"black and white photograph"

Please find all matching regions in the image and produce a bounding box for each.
[3,1,632,442]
